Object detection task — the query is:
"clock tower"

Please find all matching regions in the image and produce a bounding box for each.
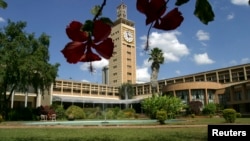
[107,2,136,86]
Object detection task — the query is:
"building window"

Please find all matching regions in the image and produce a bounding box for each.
[207,89,215,103]
[191,89,205,105]
[127,72,132,75]
[176,90,188,104]
[234,91,242,101]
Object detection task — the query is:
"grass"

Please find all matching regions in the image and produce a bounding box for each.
[0,127,207,141]
[0,117,249,141]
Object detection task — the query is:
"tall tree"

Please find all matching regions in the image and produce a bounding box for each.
[119,83,134,108]
[148,47,164,94]
[0,20,60,119]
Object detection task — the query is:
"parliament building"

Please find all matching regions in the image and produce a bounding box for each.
[10,3,250,114]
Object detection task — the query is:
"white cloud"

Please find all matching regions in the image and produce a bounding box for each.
[80,58,108,71]
[227,13,235,20]
[142,59,151,68]
[81,79,89,82]
[231,0,249,6]
[229,58,250,66]
[0,17,5,23]
[241,58,250,64]
[136,67,150,83]
[140,31,189,63]
[193,53,215,65]
[175,70,181,75]
[136,60,151,83]
[137,31,189,83]
[196,30,210,41]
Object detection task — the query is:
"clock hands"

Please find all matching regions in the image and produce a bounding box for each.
[124,30,133,42]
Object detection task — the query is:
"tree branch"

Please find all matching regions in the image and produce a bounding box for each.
[93,0,107,21]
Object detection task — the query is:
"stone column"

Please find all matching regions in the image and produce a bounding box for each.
[11,91,15,109]
[188,89,192,103]
[36,88,41,107]
[24,92,28,107]
[204,88,208,105]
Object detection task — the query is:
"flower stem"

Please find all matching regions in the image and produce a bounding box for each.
[93,0,107,21]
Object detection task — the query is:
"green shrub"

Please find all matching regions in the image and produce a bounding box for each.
[202,103,216,115]
[209,114,213,118]
[236,112,241,118]
[116,110,126,119]
[105,109,115,119]
[65,105,86,119]
[67,114,75,121]
[54,105,66,120]
[8,108,34,121]
[0,114,3,123]
[191,114,195,118]
[123,108,135,118]
[222,108,237,123]
[156,110,167,125]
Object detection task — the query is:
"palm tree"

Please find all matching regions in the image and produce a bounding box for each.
[148,47,164,94]
[0,0,7,9]
[119,83,134,108]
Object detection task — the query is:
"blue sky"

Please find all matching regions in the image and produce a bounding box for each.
[0,0,250,84]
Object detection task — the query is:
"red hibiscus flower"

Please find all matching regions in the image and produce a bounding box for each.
[137,0,166,25]
[154,8,184,31]
[61,20,114,64]
[66,21,88,42]
[136,0,184,31]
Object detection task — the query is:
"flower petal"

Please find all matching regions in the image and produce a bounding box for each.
[137,0,166,25]
[93,38,114,59]
[154,8,184,31]
[136,0,148,14]
[61,41,86,64]
[93,20,111,43]
[80,48,101,62]
[66,21,88,42]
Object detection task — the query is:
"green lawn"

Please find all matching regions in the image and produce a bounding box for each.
[0,117,249,141]
[0,127,207,141]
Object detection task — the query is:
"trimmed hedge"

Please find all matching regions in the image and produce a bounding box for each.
[65,105,86,120]
[222,108,237,123]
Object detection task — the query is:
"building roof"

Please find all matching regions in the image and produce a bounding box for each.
[52,94,144,104]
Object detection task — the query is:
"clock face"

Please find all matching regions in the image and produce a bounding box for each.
[123,30,133,42]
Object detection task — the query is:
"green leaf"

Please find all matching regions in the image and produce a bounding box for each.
[82,20,94,32]
[91,5,101,16]
[194,0,215,25]
[175,0,190,6]
[0,0,7,9]
[99,17,113,26]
